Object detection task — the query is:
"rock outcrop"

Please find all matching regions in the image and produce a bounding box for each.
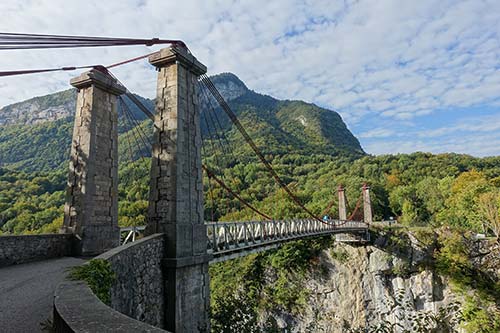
[0,89,76,126]
[262,231,471,332]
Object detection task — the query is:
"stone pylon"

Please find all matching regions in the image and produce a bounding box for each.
[338,185,347,221]
[362,183,373,224]
[146,46,210,333]
[62,69,125,256]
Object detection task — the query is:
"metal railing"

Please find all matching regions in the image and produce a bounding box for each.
[119,226,146,245]
[118,220,368,257]
[206,219,367,256]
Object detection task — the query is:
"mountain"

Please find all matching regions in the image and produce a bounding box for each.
[1,77,499,331]
[0,89,76,126]
[0,73,364,172]
[208,73,364,157]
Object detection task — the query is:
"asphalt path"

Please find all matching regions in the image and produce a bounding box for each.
[0,257,85,332]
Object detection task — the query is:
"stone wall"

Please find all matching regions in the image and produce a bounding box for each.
[53,233,167,331]
[54,280,166,333]
[0,234,72,267]
[97,233,165,327]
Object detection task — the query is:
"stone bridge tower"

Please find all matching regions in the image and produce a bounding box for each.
[146,46,210,333]
[338,185,347,221]
[62,69,125,256]
[362,183,373,224]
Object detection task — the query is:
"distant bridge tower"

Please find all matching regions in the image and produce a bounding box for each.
[62,69,125,255]
[146,47,210,333]
[338,185,347,221]
[362,183,373,224]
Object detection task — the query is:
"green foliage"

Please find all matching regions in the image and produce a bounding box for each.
[411,228,436,248]
[330,248,350,263]
[69,259,116,305]
[391,260,411,277]
[438,170,494,231]
[210,294,259,333]
[1,76,500,330]
[0,167,65,233]
[0,118,73,172]
[430,228,500,331]
[209,237,334,330]
[434,229,500,299]
[210,254,264,332]
[462,296,500,333]
[434,229,474,286]
[269,237,333,272]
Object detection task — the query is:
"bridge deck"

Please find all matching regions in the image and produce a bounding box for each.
[0,257,85,332]
[207,219,368,262]
[120,220,369,262]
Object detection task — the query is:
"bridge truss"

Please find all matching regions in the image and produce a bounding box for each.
[207,219,368,262]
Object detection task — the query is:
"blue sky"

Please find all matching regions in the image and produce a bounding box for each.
[0,0,499,156]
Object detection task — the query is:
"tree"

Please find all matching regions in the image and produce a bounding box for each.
[439,171,492,231]
[478,191,500,240]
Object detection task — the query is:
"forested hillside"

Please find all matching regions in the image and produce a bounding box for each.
[1,152,499,238]
[0,72,499,237]
[0,73,363,172]
[1,73,499,331]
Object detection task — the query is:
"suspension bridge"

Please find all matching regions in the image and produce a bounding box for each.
[0,33,373,332]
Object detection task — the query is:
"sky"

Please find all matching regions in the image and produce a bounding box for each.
[0,0,499,157]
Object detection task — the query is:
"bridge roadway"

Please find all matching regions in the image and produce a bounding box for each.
[121,220,369,262]
[0,257,85,332]
[208,219,368,262]
[0,220,367,331]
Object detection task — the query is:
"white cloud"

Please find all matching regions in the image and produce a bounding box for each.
[364,133,500,157]
[361,113,500,157]
[417,114,500,138]
[359,128,396,139]
[0,0,498,156]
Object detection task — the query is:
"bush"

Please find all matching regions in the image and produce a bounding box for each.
[69,259,116,305]
[391,260,411,277]
[330,248,350,263]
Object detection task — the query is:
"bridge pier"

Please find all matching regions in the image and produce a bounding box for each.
[338,185,347,220]
[146,47,210,333]
[61,69,125,256]
[362,183,373,224]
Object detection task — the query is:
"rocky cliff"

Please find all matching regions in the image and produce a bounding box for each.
[0,89,76,126]
[211,228,500,332]
[269,233,460,332]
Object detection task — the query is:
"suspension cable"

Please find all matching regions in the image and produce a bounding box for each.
[118,98,144,184]
[0,32,186,50]
[202,165,272,220]
[347,193,363,221]
[321,194,337,218]
[199,75,323,223]
[202,108,239,219]
[0,50,161,79]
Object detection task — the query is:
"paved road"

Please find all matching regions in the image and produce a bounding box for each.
[0,257,86,333]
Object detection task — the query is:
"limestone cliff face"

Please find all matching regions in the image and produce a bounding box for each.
[210,72,249,101]
[263,233,465,332]
[0,89,76,126]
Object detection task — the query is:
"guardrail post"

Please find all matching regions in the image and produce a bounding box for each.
[213,223,218,252]
[243,222,248,245]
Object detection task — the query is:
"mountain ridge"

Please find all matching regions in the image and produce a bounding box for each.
[0,73,364,172]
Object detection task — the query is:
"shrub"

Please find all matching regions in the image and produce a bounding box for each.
[330,248,350,263]
[69,259,116,305]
